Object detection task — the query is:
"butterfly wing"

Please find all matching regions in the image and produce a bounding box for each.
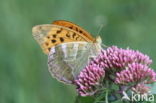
[32,21,102,84]
[48,46,74,84]
[32,24,92,54]
[48,42,101,84]
[52,20,96,42]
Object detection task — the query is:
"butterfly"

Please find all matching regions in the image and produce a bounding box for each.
[32,20,102,84]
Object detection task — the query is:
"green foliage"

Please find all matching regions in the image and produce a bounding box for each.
[0,0,156,103]
[75,96,95,103]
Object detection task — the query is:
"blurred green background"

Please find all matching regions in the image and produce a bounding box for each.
[0,0,156,103]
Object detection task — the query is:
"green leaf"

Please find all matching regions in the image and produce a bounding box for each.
[75,96,95,103]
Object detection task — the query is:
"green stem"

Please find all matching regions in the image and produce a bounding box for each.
[105,90,108,103]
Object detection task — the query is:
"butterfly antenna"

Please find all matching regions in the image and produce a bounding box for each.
[96,24,108,48]
[101,43,108,49]
[97,24,104,36]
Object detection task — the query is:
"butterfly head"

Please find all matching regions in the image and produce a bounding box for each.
[95,36,102,44]
[91,36,102,53]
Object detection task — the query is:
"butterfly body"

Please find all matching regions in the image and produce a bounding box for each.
[32,20,102,84]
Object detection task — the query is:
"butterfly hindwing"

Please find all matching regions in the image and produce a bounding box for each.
[48,42,100,84]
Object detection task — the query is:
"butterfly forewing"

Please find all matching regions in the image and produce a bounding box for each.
[32,24,92,54]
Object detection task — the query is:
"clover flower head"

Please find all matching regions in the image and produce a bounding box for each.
[115,63,156,85]
[92,46,152,70]
[75,64,105,96]
[74,46,155,97]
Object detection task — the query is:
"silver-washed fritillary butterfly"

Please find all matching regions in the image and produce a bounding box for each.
[32,20,102,84]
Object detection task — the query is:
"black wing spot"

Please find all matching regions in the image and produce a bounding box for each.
[56,29,62,33]
[75,27,78,31]
[69,26,73,29]
[66,34,70,38]
[79,30,83,33]
[53,34,57,38]
[72,33,76,38]
[51,39,56,43]
[60,37,64,42]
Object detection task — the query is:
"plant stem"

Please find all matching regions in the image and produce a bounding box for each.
[105,90,108,103]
